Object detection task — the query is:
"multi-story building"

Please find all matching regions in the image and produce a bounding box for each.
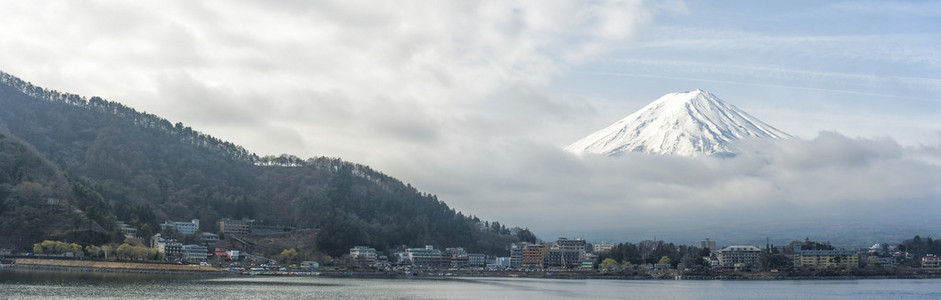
[350,246,378,266]
[250,221,296,235]
[551,237,587,269]
[522,244,548,269]
[218,218,296,235]
[716,245,762,268]
[407,245,444,268]
[593,241,615,254]
[468,253,486,268]
[161,219,200,235]
[700,239,717,253]
[151,234,183,261]
[922,254,940,269]
[557,238,587,255]
[510,243,528,269]
[792,246,859,268]
[218,218,253,235]
[182,244,208,262]
[546,248,581,269]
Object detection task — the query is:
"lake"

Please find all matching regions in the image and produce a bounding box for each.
[2,269,940,299]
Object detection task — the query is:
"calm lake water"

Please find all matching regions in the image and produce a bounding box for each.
[2,269,940,299]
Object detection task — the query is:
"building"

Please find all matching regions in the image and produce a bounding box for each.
[550,237,587,269]
[793,246,859,268]
[213,248,231,260]
[350,246,378,266]
[510,243,528,269]
[491,257,511,269]
[521,244,548,269]
[200,232,220,244]
[716,245,762,268]
[922,254,940,269]
[593,241,615,254]
[218,218,296,235]
[218,218,252,235]
[182,244,208,262]
[407,245,444,268]
[700,239,717,253]
[227,250,241,261]
[546,248,581,269]
[116,221,138,237]
[250,221,296,235]
[151,234,183,261]
[300,261,320,270]
[161,219,200,235]
[468,253,486,268]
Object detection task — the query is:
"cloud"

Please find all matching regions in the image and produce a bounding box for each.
[391,132,941,243]
[0,0,667,159]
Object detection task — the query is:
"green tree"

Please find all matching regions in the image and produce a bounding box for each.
[101,245,114,259]
[278,248,300,265]
[85,245,101,258]
[599,258,619,272]
[659,255,671,265]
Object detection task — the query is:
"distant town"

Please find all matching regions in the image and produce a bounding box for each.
[3,217,940,279]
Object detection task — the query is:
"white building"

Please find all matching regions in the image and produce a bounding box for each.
[923,254,941,269]
[350,246,378,266]
[182,244,208,262]
[593,241,615,254]
[161,219,200,235]
[716,245,762,268]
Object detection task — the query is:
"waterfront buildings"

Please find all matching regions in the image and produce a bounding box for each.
[922,254,940,269]
[150,234,183,261]
[716,245,762,269]
[792,246,859,268]
[350,246,378,266]
[182,244,209,262]
[407,245,444,267]
[510,242,527,269]
[521,244,548,269]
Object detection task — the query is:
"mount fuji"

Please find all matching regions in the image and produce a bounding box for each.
[564,90,790,157]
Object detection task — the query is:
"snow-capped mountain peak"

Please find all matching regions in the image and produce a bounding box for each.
[564,90,790,157]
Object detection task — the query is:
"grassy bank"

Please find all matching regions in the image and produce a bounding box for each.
[13,258,223,273]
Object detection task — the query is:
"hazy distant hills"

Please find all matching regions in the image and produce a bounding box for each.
[565,90,790,157]
[0,71,534,255]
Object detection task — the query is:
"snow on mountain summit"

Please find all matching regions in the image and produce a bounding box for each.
[564,90,790,157]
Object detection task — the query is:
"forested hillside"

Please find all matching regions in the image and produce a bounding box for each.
[0,71,535,256]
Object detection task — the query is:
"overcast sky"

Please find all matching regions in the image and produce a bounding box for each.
[1,1,939,245]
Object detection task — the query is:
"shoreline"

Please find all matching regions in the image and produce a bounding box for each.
[4,260,941,280]
[8,258,226,275]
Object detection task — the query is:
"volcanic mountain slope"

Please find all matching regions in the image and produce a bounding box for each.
[565,90,790,157]
[0,70,535,255]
